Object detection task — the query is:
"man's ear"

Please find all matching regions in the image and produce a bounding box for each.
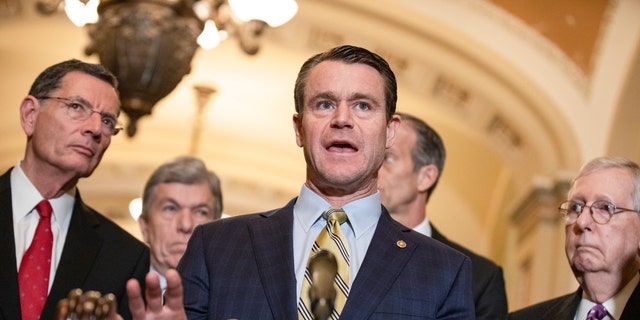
[293,113,303,147]
[416,164,439,193]
[385,114,401,149]
[137,216,150,244]
[20,96,39,136]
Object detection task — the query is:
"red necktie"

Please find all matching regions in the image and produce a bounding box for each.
[18,200,53,320]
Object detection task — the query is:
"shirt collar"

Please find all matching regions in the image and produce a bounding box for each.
[577,272,640,320]
[11,161,76,223]
[413,217,432,237]
[11,162,45,221]
[294,184,381,238]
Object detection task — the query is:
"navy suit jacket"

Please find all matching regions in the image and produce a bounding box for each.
[0,168,149,320]
[508,279,640,320]
[178,198,475,319]
[432,225,508,320]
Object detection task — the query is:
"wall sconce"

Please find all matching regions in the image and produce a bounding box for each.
[36,0,298,137]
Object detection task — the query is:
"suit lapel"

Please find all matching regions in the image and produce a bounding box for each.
[620,279,640,320]
[41,192,102,317]
[248,202,297,319]
[552,290,581,320]
[340,208,416,320]
[0,169,21,320]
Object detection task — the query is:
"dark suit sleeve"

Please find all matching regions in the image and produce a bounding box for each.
[117,245,150,319]
[38,198,150,320]
[438,256,475,319]
[177,225,210,319]
[431,225,508,320]
[475,265,508,320]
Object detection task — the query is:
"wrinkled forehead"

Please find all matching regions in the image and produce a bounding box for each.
[569,168,635,201]
[58,71,121,114]
[304,61,385,97]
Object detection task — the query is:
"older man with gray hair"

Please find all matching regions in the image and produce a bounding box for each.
[510,157,640,320]
[138,156,223,292]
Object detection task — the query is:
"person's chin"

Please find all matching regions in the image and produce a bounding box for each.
[170,243,188,255]
[570,256,603,273]
[64,155,99,174]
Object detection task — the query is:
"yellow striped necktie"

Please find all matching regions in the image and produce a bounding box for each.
[298,208,350,320]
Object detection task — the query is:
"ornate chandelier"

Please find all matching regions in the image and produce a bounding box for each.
[36,0,298,137]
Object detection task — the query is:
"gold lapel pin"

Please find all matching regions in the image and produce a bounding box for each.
[396,240,407,248]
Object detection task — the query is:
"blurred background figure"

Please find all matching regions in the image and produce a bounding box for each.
[378,112,508,320]
[138,155,223,292]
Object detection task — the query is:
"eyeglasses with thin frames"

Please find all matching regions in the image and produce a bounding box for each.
[37,96,122,136]
[558,200,639,225]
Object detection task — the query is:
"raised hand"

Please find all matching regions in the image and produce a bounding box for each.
[56,269,186,320]
[127,269,187,320]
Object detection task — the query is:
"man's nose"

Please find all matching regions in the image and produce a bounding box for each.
[176,210,194,232]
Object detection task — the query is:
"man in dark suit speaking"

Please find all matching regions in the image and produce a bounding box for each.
[509,157,640,320]
[177,45,475,319]
[377,112,508,320]
[0,59,149,320]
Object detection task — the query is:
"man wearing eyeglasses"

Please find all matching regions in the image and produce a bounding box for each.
[0,59,149,320]
[509,157,640,320]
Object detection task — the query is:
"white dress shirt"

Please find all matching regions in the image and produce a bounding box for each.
[150,265,168,293]
[11,161,75,293]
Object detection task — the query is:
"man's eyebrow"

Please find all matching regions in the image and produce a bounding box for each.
[65,95,91,105]
[310,91,338,101]
[348,93,376,101]
[65,96,118,118]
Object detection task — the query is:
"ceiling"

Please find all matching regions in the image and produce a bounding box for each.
[0,0,638,271]
[491,0,608,75]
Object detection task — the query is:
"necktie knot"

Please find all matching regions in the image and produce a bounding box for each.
[323,208,347,225]
[586,304,607,320]
[36,199,52,219]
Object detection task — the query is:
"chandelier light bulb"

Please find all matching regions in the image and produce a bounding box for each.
[129,197,142,221]
[64,0,99,27]
[192,0,211,21]
[228,0,298,27]
[197,19,221,50]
